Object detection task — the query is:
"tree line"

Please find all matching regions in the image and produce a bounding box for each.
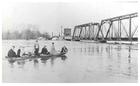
[2,29,51,40]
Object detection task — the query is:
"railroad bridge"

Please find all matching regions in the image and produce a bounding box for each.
[72,12,138,42]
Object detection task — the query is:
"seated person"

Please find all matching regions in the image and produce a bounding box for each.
[34,40,39,56]
[61,46,68,54]
[28,52,32,56]
[20,47,26,56]
[22,52,31,56]
[41,45,49,55]
[8,46,17,57]
[17,48,21,57]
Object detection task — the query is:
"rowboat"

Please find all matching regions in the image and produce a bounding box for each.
[5,51,67,60]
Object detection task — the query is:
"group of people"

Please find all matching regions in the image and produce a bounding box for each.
[7,40,68,57]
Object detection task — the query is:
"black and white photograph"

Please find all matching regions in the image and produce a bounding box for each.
[1,0,138,83]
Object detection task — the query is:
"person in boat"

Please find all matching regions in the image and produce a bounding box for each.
[20,46,28,56]
[22,52,32,56]
[41,45,49,55]
[8,46,17,57]
[34,40,40,56]
[20,46,33,56]
[17,48,21,57]
[61,46,68,54]
[50,42,57,55]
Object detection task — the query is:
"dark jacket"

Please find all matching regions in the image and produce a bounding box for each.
[41,47,49,54]
[17,49,21,57]
[8,49,17,57]
[61,47,68,54]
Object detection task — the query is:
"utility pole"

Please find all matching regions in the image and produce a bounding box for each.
[61,26,63,36]
[52,32,53,37]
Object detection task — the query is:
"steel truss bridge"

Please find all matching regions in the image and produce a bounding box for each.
[72,12,138,42]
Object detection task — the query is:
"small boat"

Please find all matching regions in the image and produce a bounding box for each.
[39,52,67,59]
[5,56,33,61]
[5,46,68,61]
[40,54,67,60]
[5,51,67,60]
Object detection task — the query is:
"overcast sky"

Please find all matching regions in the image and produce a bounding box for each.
[2,0,138,35]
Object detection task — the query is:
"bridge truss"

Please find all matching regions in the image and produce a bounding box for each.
[72,12,138,41]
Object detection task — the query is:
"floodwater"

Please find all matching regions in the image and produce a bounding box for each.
[2,40,138,83]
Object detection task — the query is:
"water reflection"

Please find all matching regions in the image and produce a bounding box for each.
[106,45,113,74]
[7,55,68,68]
[8,59,16,68]
[72,45,105,56]
[61,56,67,61]
[17,60,25,68]
[127,46,132,77]
[105,44,134,78]
[116,45,121,71]
[50,56,67,66]
[33,59,39,69]
[8,58,26,68]
[41,59,47,65]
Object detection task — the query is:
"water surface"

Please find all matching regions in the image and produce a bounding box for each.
[2,40,138,83]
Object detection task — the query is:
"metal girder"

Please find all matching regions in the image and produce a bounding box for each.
[121,22,129,37]
[79,27,83,38]
[75,22,99,27]
[129,17,132,41]
[102,12,138,23]
[74,22,100,40]
[95,22,103,40]
[73,12,138,41]
[105,22,113,38]
[132,25,138,37]
[72,26,77,39]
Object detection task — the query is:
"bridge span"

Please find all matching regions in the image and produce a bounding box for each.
[72,12,138,42]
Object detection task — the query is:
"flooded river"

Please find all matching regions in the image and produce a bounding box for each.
[2,40,138,83]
